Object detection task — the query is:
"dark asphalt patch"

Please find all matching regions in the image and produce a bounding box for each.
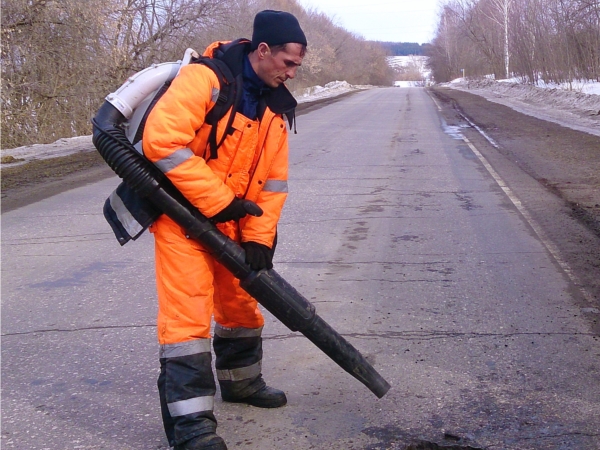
[362,425,483,450]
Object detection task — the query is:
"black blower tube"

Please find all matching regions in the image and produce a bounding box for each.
[92,102,391,398]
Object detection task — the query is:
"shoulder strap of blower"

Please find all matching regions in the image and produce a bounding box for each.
[131,55,241,161]
[198,56,243,160]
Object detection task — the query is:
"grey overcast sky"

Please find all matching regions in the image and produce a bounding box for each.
[298,0,442,44]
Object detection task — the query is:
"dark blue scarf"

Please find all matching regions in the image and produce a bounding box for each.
[239,55,268,120]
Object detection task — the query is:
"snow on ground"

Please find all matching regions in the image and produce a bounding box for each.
[388,56,431,88]
[1,135,96,167]
[387,56,431,78]
[394,81,426,87]
[514,78,600,96]
[445,78,600,137]
[295,80,370,103]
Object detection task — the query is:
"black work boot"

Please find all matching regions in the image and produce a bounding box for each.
[174,432,227,450]
[213,325,287,408]
[221,383,287,408]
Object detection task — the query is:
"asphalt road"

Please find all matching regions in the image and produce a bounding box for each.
[2,87,599,450]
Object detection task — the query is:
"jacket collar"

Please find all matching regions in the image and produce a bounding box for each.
[215,39,298,117]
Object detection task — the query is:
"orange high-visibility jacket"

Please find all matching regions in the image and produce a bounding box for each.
[142,41,295,248]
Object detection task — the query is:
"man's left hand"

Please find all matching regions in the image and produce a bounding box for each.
[241,242,273,271]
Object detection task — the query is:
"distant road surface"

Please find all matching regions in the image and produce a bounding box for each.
[2,86,599,450]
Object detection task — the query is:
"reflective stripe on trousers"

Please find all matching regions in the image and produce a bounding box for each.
[158,338,217,446]
[213,325,265,399]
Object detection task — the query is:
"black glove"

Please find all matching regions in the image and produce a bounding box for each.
[211,198,263,223]
[242,241,273,271]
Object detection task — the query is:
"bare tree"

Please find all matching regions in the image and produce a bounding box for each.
[2,0,114,147]
[428,0,600,84]
[1,0,229,148]
[1,0,394,148]
[480,0,513,78]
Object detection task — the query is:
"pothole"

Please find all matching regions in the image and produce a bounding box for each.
[362,425,484,450]
[404,440,483,450]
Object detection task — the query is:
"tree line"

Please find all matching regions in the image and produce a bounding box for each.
[427,0,600,84]
[1,0,394,149]
[378,42,432,56]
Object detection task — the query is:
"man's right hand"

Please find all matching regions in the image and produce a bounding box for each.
[211,198,263,223]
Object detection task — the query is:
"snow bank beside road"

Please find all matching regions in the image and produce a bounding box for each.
[1,135,95,167]
[295,80,369,103]
[444,78,600,137]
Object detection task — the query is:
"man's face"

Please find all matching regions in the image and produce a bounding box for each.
[255,43,305,88]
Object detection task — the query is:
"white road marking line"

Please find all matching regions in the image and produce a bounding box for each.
[463,136,596,305]
[430,94,442,111]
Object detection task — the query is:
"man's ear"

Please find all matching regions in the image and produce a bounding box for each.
[257,42,271,59]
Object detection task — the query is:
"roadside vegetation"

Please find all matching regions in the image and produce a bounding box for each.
[427,0,600,84]
[378,42,431,56]
[1,0,394,149]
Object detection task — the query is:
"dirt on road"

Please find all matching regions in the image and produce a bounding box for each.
[1,151,114,212]
[430,86,600,331]
[431,87,600,230]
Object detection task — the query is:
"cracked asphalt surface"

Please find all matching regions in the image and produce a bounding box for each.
[2,86,599,449]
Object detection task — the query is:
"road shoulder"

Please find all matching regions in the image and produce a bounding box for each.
[1,152,114,213]
[430,86,600,326]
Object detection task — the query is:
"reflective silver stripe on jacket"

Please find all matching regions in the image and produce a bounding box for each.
[216,361,262,382]
[167,395,214,417]
[159,338,211,359]
[214,324,263,339]
[108,189,144,237]
[154,148,194,173]
[263,179,288,193]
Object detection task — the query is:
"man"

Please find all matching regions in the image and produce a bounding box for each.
[142,10,307,450]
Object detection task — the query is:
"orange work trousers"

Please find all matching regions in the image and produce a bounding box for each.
[150,215,264,345]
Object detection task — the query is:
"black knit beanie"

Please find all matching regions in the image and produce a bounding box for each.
[251,10,307,51]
